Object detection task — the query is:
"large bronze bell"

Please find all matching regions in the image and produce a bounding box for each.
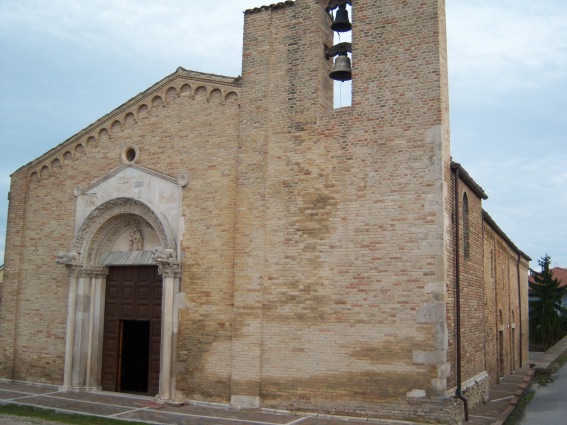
[329,52,352,81]
[331,4,352,32]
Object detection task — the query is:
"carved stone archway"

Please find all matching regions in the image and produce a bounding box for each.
[58,197,181,402]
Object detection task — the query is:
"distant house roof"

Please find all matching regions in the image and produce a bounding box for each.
[529,267,567,287]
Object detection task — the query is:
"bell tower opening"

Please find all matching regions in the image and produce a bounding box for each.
[328,1,352,108]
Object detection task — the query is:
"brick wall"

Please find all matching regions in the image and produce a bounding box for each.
[0,70,241,399]
[0,0,529,423]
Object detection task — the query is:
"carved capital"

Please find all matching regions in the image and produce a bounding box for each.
[152,246,181,278]
[158,263,182,278]
[81,267,109,278]
[64,264,83,278]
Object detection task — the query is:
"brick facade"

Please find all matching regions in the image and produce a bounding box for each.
[0,1,529,424]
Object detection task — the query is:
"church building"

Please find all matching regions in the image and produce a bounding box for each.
[0,1,530,424]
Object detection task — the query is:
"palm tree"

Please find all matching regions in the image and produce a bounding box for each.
[529,255,567,350]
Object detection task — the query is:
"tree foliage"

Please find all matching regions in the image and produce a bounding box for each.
[529,254,567,350]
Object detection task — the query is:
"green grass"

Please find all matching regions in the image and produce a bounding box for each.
[504,349,567,424]
[0,404,151,425]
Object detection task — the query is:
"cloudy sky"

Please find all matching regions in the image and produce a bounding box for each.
[0,0,565,269]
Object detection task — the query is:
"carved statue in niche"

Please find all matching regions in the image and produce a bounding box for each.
[129,227,144,251]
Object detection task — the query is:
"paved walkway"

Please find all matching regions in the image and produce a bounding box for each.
[467,367,533,425]
[2,337,567,425]
[517,360,567,424]
[0,382,408,425]
[468,335,567,425]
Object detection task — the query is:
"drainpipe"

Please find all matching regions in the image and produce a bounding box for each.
[453,165,469,421]
[517,254,523,367]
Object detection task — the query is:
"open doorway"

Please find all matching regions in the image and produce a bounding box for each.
[101,266,162,395]
[119,320,150,393]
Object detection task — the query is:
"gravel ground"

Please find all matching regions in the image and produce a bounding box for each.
[0,414,66,424]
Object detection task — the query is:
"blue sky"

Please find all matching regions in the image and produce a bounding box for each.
[0,0,566,269]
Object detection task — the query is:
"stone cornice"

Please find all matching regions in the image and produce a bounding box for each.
[78,164,180,195]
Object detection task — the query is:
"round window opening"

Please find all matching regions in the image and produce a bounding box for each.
[121,146,139,164]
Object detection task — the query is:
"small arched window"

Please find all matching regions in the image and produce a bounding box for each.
[463,193,470,259]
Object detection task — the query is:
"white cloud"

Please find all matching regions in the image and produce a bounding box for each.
[0,0,262,72]
[447,0,567,91]
[464,155,567,265]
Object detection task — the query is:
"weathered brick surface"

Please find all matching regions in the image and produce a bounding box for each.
[0,1,528,424]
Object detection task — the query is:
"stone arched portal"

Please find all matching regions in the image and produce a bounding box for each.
[57,196,181,402]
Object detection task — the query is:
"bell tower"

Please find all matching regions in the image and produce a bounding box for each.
[232,0,456,422]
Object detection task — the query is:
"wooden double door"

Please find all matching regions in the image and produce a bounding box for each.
[101,266,162,395]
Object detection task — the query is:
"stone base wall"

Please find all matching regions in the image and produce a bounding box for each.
[260,396,466,425]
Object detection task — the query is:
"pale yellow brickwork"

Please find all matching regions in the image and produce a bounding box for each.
[0,1,529,424]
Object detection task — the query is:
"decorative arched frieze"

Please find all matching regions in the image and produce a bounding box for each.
[225,91,239,104]
[40,165,50,179]
[124,112,136,128]
[194,86,208,102]
[74,144,85,156]
[111,120,123,134]
[98,128,110,142]
[209,88,223,104]
[180,83,191,97]
[166,87,178,102]
[138,103,149,119]
[86,136,97,149]
[23,72,240,186]
[152,95,163,109]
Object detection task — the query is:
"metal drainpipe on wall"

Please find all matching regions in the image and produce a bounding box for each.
[453,165,469,422]
[517,253,523,368]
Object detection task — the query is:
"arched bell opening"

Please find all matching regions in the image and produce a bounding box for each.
[58,197,181,402]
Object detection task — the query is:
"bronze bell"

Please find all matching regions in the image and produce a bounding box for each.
[329,53,352,81]
[331,4,352,32]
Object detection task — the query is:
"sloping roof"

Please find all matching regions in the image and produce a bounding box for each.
[483,210,531,261]
[451,161,488,200]
[529,267,567,287]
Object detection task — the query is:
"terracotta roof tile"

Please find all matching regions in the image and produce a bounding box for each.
[529,267,567,287]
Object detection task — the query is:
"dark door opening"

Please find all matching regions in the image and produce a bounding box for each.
[119,320,150,394]
[498,330,504,378]
[102,266,162,395]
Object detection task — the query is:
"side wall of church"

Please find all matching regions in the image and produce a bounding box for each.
[445,175,489,412]
[0,74,241,400]
[483,224,529,386]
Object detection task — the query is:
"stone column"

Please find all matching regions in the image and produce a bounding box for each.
[152,247,181,403]
[58,252,108,392]
[61,264,81,391]
[85,267,108,390]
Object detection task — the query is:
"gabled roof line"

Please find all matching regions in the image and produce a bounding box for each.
[13,68,240,176]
